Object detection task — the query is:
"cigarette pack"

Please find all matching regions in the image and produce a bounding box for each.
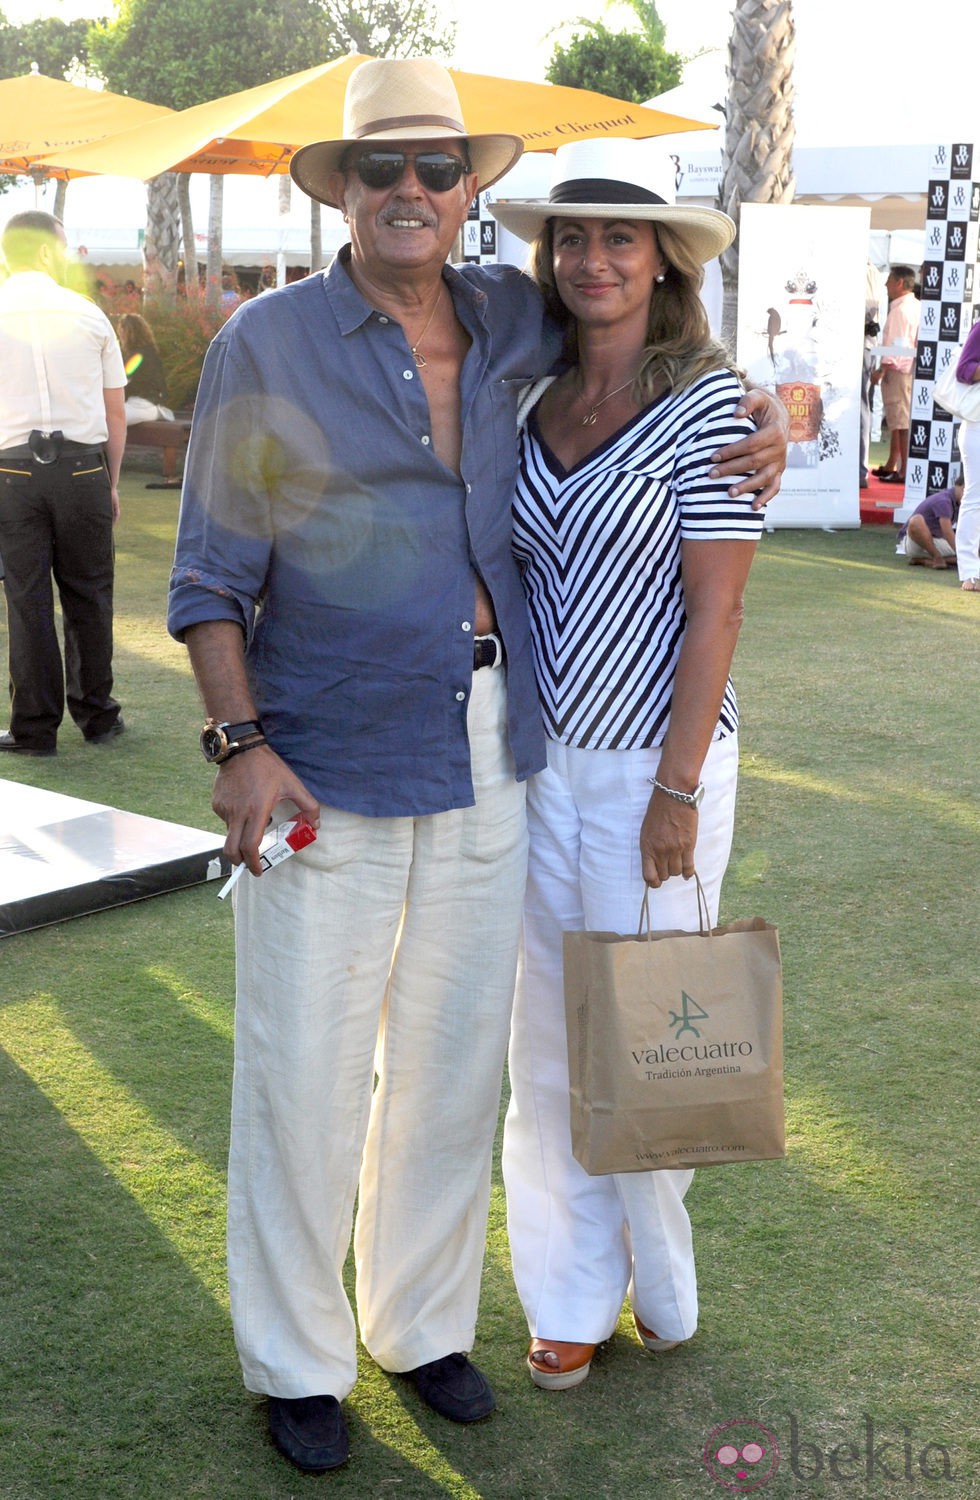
[218,814,318,899]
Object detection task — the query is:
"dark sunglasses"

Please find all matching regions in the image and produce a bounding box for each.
[351,150,470,193]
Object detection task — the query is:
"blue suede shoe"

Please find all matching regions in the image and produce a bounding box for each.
[267,1394,349,1472]
[405,1353,495,1422]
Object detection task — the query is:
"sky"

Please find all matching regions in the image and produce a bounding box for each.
[3,0,978,146]
[3,0,972,146]
[448,0,980,147]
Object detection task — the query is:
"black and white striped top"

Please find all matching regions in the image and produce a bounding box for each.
[513,368,764,750]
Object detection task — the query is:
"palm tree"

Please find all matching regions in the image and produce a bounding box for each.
[717,0,796,343]
[144,172,182,298]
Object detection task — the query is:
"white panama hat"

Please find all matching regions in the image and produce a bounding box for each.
[489,137,735,266]
[290,57,523,211]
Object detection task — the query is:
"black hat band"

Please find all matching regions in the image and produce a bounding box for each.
[549,177,668,207]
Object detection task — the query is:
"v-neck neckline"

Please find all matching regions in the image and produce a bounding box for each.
[527,387,670,481]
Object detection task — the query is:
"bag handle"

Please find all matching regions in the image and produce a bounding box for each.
[638,874,711,940]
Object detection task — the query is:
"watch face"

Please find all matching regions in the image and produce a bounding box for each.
[201,726,225,762]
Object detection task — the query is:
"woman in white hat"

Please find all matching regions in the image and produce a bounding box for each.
[491,139,766,1390]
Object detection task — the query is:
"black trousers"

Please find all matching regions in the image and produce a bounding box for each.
[0,447,120,750]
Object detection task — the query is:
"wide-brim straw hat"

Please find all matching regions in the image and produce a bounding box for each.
[290,57,523,210]
[489,138,735,266]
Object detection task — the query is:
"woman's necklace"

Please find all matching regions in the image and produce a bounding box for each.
[409,287,444,369]
[575,374,635,426]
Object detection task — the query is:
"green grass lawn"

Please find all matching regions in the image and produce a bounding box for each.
[0,479,977,1499]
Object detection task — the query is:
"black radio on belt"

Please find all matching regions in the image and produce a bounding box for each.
[28,429,64,465]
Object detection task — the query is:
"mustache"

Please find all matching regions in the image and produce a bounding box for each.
[377,200,438,229]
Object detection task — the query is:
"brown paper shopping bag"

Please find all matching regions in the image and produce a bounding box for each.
[564,880,785,1173]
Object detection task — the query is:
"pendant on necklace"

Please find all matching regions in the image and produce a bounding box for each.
[412,348,426,369]
[580,408,599,427]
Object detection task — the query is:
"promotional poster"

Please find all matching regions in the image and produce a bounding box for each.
[737,203,869,528]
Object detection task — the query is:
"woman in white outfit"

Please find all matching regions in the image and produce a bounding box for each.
[491,140,766,1389]
[952,318,980,591]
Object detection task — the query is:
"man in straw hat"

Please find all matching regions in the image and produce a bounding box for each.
[168,56,786,1473]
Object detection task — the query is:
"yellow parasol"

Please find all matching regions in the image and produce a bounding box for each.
[32,55,716,181]
[0,70,172,179]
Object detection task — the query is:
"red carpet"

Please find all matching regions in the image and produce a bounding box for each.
[860,471,905,525]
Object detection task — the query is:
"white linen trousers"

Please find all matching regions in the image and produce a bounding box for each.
[955,418,980,583]
[503,733,739,1346]
[228,667,527,1400]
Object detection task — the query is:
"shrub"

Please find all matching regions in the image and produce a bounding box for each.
[141,295,225,411]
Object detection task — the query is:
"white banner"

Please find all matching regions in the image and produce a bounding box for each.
[737,204,870,528]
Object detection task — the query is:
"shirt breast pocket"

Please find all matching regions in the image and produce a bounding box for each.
[487,377,532,483]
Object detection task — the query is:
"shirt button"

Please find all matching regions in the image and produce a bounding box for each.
[378,315,389,324]
[455,691,466,702]
[403,369,414,380]
[465,483,472,494]
[421,435,430,445]
[461,621,472,632]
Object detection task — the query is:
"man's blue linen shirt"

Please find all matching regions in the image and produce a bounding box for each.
[167,253,560,818]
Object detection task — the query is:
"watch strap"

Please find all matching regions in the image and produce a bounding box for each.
[210,718,263,742]
[219,732,268,763]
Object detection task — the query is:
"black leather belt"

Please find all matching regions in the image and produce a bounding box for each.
[1,441,104,462]
[473,633,505,669]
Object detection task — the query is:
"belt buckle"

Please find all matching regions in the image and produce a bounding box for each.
[28,429,63,465]
[474,633,503,669]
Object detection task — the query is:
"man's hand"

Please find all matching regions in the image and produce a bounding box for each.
[212,744,320,875]
[710,387,789,510]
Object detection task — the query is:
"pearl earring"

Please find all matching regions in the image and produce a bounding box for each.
[655,273,666,284]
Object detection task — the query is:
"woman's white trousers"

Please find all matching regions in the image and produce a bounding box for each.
[503,734,739,1345]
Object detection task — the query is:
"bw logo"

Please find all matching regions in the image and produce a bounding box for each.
[668,991,709,1039]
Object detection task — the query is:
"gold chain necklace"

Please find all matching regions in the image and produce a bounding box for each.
[576,375,635,426]
[409,287,444,369]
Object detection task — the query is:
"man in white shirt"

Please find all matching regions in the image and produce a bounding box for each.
[871,264,919,484]
[0,211,127,756]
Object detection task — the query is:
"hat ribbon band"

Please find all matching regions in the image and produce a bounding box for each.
[550,177,668,207]
[352,113,466,140]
